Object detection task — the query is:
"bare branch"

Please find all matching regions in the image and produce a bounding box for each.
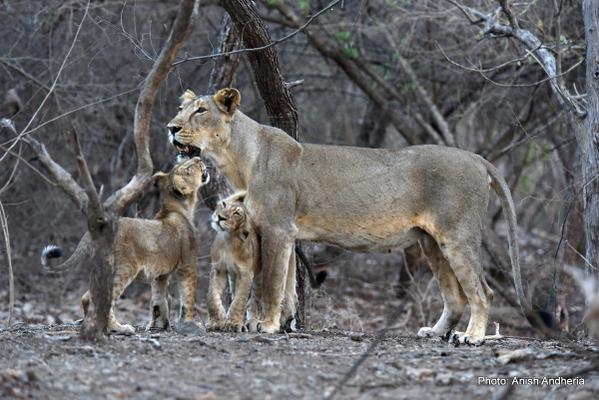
[173,0,341,66]
[0,201,14,327]
[498,0,519,29]
[0,0,90,164]
[105,0,197,214]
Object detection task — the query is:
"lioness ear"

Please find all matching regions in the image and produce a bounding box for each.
[213,88,240,115]
[180,89,196,102]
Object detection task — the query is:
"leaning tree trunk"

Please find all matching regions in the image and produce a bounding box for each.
[199,12,240,211]
[582,1,599,281]
[221,0,305,327]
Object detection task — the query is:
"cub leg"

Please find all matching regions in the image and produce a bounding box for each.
[81,290,91,318]
[417,237,467,339]
[225,266,253,332]
[176,264,197,323]
[107,264,138,335]
[147,274,170,331]
[207,262,228,330]
[281,251,298,332]
[441,242,490,345]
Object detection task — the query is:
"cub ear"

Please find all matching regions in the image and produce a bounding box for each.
[152,171,168,186]
[213,88,240,115]
[229,190,247,204]
[180,89,196,102]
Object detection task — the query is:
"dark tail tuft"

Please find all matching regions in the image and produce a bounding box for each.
[41,244,63,267]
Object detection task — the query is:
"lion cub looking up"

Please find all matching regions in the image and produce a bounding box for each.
[43,157,208,334]
[208,191,262,332]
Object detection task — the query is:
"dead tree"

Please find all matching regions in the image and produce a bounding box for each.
[21,0,196,340]
[221,0,306,326]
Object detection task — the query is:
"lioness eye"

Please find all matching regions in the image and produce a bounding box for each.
[177,106,183,111]
[195,107,207,114]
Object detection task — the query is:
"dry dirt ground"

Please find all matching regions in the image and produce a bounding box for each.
[0,322,598,400]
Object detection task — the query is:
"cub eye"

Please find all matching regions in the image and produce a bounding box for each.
[195,107,207,114]
[233,211,241,217]
[177,106,183,111]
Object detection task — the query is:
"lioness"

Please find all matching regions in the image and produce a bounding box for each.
[167,88,531,345]
[208,191,296,332]
[42,157,209,334]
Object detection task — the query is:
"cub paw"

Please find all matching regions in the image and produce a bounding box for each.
[146,318,170,332]
[207,320,226,332]
[257,321,279,334]
[110,323,135,336]
[246,319,260,333]
[448,331,485,347]
[223,321,247,333]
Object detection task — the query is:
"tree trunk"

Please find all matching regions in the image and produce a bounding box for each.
[199,12,240,210]
[582,1,599,280]
[80,213,116,340]
[356,101,389,148]
[221,0,304,327]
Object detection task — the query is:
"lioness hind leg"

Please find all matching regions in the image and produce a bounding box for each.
[441,242,490,346]
[147,274,170,331]
[417,237,467,339]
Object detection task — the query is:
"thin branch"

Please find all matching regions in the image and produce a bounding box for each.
[0,0,90,164]
[0,201,14,327]
[105,0,197,214]
[68,124,100,215]
[173,0,341,66]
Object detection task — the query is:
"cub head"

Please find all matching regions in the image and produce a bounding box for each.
[211,191,250,237]
[167,88,240,160]
[153,157,209,198]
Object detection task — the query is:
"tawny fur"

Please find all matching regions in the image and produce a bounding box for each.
[80,157,207,334]
[207,191,296,332]
[167,88,526,344]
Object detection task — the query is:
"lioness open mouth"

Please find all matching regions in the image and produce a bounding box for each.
[172,139,201,158]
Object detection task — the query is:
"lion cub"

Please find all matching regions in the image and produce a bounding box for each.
[43,157,208,334]
[208,191,262,332]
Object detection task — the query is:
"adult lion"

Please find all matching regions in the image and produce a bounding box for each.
[167,88,530,345]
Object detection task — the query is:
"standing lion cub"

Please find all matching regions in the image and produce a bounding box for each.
[208,191,298,332]
[43,157,208,334]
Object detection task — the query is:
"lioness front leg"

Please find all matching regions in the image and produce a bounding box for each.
[281,250,298,332]
[246,272,263,332]
[147,274,170,331]
[224,268,253,332]
[417,237,467,339]
[259,230,294,334]
[207,262,228,331]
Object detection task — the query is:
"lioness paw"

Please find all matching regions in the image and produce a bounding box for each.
[448,331,485,347]
[416,327,447,339]
[223,321,247,333]
[246,319,260,333]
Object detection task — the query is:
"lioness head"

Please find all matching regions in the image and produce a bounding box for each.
[211,191,250,235]
[167,88,241,159]
[153,157,209,197]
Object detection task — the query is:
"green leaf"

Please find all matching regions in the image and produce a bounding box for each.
[298,0,309,13]
[266,0,280,7]
[336,31,351,42]
[343,47,359,60]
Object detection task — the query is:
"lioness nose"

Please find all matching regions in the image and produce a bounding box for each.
[169,125,181,135]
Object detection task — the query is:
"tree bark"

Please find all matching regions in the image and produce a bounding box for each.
[221,0,304,327]
[582,1,599,279]
[199,12,240,211]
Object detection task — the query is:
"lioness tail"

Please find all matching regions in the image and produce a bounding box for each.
[41,245,63,267]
